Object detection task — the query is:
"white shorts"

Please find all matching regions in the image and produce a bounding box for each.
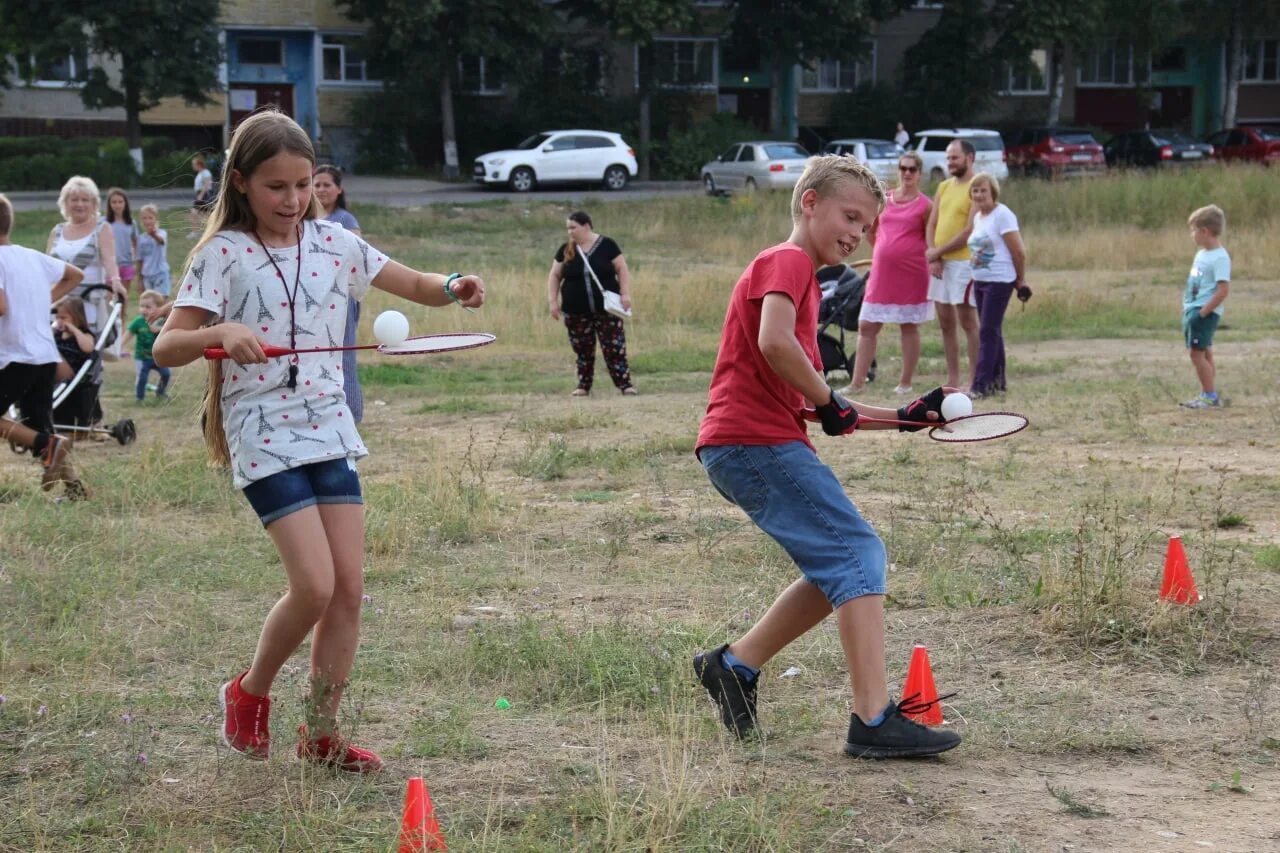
[928,260,976,306]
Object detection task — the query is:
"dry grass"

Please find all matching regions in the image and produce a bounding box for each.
[3,174,1280,850]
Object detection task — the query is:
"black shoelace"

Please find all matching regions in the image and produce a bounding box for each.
[896,691,957,719]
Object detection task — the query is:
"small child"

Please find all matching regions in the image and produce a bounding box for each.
[136,204,172,296]
[692,155,960,759]
[51,296,100,428]
[1180,204,1230,409]
[189,154,215,238]
[122,290,170,401]
[105,188,139,295]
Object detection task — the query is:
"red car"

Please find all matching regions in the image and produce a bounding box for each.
[1205,126,1280,165]
[1004,127,1106,177]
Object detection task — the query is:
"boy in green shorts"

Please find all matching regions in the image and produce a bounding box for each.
[692,156,961,758]
[1180,205,1230,409]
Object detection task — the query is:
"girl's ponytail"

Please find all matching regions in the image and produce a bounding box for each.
[201,360,230,467]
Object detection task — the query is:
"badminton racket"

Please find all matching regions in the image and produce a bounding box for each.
[801,409,1028,442]
[204,332,496,360]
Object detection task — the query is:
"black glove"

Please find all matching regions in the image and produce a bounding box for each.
[1016,283,1033,303]
[897,386,947,432]
[815,390,859,436]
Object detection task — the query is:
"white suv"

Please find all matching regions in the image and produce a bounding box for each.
[473,130,638,192]
[912,128,1009,181]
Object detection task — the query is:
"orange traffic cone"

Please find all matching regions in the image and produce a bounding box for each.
[901,644,943,725]
[1160,535,1202,605]
[398,777,447,852]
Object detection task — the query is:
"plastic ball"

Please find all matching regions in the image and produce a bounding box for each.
[940,393,973,421]
[373,310,410,346]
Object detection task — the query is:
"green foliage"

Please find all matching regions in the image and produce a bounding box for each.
[652,113,773,180]
[0,136,198,190]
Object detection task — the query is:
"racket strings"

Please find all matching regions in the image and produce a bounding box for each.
[930,413,1028,442]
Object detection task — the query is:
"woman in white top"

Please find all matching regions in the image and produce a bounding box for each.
[47,176,125,347]
[964,172,1029,397]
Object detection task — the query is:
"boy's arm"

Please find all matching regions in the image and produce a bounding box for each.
[52,263,85,303]
[0,287,6,316]
[1200,281,1229,317]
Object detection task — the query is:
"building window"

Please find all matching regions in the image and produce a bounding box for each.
[1153,46,1187,73]
[542,47,606,93]
[321,35,376,83]
[23,49,89,86]
[653,38,716,89]
[1077,40,1148,87]
[238,38,284,66]
[801,44,876,92]
[1001,48,1049,95]
[458,55,503,95]
[1243,39,1280,82]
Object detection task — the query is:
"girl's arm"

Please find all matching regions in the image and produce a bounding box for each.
[97,223,125,299]
[150,228,166,246]
[154,307,266,368]
[1002,229,1027,286]
[612,254,632,311]
[546,260,564,319]
[46,226,57,254]
[370,261,485,309]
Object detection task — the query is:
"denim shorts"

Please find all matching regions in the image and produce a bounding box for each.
[699,442,886,607]
[1183,308,1219,350]
[242,457,363,526]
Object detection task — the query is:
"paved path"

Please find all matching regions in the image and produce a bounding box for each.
[5,176,702,211]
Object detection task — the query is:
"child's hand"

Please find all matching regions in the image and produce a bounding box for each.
[448,274,486,309]
[897,386,953,431]
[815,390,859,436]
[219,323,268,365]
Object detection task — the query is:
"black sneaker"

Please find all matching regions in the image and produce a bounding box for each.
[844,694,962,759]
[693,644,758,739]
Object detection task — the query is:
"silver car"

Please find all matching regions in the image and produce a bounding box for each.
[821,138,904,183]
[701,141,811,195]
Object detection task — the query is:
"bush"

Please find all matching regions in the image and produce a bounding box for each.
[651,113,775,181]
[0,136,196,191]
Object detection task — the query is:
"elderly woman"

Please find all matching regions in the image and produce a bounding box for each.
[546,210,636,396]
[965,172,1029,398]
[843,150,933,396]
[48,175,125,306]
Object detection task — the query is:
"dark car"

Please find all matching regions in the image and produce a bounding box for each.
[1105,130,1214,168]
[1005,127,1105,177]
[1204,126,1280,166]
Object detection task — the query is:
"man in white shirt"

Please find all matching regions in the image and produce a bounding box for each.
[0,194,88,497]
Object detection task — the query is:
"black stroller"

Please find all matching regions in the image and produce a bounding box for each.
[48,284,136,444]
[816,260,875,383]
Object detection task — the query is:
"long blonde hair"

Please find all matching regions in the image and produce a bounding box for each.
[188,109,322,466]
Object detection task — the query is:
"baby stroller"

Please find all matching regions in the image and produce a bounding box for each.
[49,284,136,444]
[816,260,875,383]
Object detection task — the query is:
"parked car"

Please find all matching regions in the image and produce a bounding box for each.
[820,138,903,182]
[1204,125,1280,165]
[472,130,638,192]
[912,128,1009,181]
[1104,130,1213,168]
[701,141,811,195]
[1004,127,1105,177]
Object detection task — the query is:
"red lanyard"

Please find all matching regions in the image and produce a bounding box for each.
[254,224,303,389]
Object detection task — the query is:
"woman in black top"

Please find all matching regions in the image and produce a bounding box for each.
[546,210,636,396]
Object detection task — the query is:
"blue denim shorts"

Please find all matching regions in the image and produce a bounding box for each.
[699,442,886,607]
[242,457,363,526]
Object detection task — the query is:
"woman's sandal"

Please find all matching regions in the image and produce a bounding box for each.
[621,386,638,396]
[571,388,590,397]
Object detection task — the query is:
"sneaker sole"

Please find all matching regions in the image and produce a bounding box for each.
[219,680,268,761]
[844,738,961,759]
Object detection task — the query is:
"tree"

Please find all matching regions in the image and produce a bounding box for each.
[1180,0,1280,129]
[991,0,1107,125]
[340,0,549,179]
[558,0,696,180]
[0,0,222,173]
[724,0,913,135]
[900,0,994,125]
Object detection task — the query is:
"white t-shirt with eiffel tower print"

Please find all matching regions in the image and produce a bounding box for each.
[175,219,390,488]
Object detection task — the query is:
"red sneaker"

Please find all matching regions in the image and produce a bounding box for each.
[219,671,270,760]
[296,725,384,773]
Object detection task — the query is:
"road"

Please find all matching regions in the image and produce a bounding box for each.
[5,176,703,211]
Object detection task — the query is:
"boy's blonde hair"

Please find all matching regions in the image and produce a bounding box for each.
[970,172,1001,203]
[140,290,164,306]
[186,109,321,467]
[791,155,886,222]
[139,203,160,220]
[0,193,12,236]
[1188,204,1225,236]
[58,175,101,221]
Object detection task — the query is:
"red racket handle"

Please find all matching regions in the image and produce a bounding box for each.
[204,345,294,360]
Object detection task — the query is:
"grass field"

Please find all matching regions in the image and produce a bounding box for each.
[3,166,1280,851]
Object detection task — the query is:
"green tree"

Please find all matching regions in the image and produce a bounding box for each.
[558,0,696,179]
[339,0,549,179]
[0,0,222,173]
[1179,0,1280,128]
[991,0,1107,125]
[900,0,994,125]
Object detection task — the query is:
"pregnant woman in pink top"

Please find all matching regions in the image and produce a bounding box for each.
[844,151,933,395]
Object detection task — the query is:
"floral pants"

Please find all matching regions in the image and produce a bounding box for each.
[564,312,632,392]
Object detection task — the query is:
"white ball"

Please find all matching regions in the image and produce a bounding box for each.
[941,392,973,421]
[373,310,410,346]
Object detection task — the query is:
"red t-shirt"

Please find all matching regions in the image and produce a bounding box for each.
[697,243,821,452]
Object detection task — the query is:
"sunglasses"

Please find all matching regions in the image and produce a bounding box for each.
[899,165,920,173]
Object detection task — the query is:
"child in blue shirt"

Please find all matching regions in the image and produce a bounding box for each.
[1180,205,1230,409]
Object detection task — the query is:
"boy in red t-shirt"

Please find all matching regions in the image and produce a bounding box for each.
[694,156,961,758]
